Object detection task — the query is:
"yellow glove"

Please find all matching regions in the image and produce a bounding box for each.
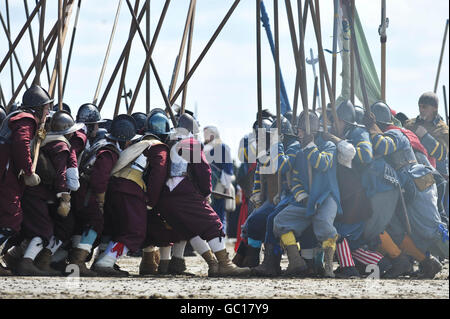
[57,193,71,217]
[37,127,47,140]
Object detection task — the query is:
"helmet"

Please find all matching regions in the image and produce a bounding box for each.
[99,119,113,132]
[370,101,392,125]
[92,128,108,144]
[0,106,6,124]
[177,113,199,134]
[106,114,136,142]
[270,115,295,136]
[336,100,356,125]
[354,105,364,125]
[76,103,105,124]
[252,117,273,132]
[22,85,54,108]
[8,102,20,114]
[283,111,294,126]
[48,111,84,136]
[297,110,320,134]
[131,112,147,132]
[146,108,171,137]
[53,103,71,115]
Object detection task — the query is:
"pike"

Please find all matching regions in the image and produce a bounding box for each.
[379,0,388,101]
[306,48,321,109]
[443,85,449,126]
[181,0,197,114]
[256,0,263,157]
[433,19,449,93]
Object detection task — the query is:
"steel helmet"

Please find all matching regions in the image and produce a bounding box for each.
[297,110,320,134]
[177,113,199,135]
[76,103,105,124]
[131,112,147,132]
[106,114,136,142]
[0,106,6,124]
[146,108,171,137]
[53,103,71,115]
[354,105,365,125]
[370,101,393,125]
[336,100,357,125]
[22,85,54,108]
[48,110,84,136]
[270,115,295,136]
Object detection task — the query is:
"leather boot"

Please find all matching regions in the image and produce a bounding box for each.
[16,257,52,276]
[241,246,261,268]
[68,248,97,277]
[232,241,247,267]
[168,257,187,275]
[2,248,22,273]
[91,264,129,277]
[323,246,336,278]
[251,244,282,277]
[418,255,443,279]
[201,250,219,277]
[139,250,160,276]
[383,253,413,278]
[158,259,170,274]
[284,245,307,276]
[214,249,251,277]
[34,249,62,276]
[0,264,12,276]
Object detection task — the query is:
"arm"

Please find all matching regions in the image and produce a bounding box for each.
[371,132,398,156]
[353,130,373,164]
[10,117,37,176]
[303,141,335,172]
[144,144,169,208]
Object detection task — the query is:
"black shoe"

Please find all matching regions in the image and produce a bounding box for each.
[418,255,443,279]
[334,266,360,279]
[183,242,196,257]
[383,254,413,279]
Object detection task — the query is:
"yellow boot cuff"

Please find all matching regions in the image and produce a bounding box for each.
[322,235,338,250]
[281,231,297,247]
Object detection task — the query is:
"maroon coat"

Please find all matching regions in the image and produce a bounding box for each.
[105,144,170,251]
[68,129,87,169]
[0,112,37,233]
[21,140,70,241]
[72,145,119,235]
[157,138,224,242]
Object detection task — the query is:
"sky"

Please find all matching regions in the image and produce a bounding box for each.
[1,0,449,163]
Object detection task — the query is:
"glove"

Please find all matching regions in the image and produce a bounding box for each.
[322,132,342,144]
[415,125,428,138]
[206,195,212,205]
[23,173,41,187]
[66,167,80,191]
[250,192,262,208]
[295,191,309,206]
[96,192,106,214]
[57,193,71,217]
[37,127,47,140]
[301,134,315,149]
[272,193,281,206]
[363,112,383,135]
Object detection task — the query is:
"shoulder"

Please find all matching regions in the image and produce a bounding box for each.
[9,112,37,129]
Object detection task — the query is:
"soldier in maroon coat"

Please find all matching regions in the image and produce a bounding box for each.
[0,85,51,276]
[67,105,119,276]
[16,111,84,276]
[157,113,250,277]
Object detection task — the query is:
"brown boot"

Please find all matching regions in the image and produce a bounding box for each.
[16,257,52,276]
[139,250,159,276]
[201,250,219,277]
[2,247,22,273]
[68,248,97,277]
[214,249,251,277]
[91,264,129,277]
[34,249,62,276]
[168,257,187,275]
[0,264,12,276]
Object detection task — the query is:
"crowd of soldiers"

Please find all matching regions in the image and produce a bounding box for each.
[0,84,448,280]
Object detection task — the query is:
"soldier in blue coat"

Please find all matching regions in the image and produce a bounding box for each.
[364,102,448,278]
[273,111,341,277]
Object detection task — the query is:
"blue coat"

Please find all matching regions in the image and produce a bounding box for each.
[289,134,342,217]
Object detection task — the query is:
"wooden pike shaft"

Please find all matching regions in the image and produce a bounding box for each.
[256,0,262,129]
[274,0,282,198]
[57,0,64,110]
[126,0,171,115]
[6,22,59,111]
[350,0,355,104]
[168,0,196,102]
[5,0,15,95]
[114,0,140,118]
[169,0,241,106]
[93,0,122,105]
[0,12,29,90]
[312,76,318,112]
[443,85,449,126]
[48,0,76,97]
[433,19,449,93]
[181,0,197,114]
[123,0,177,126]
[97,4,147,111]
[34,0,46,85]
[0,0,42,74]
[63,0,82,97]
[145,0,151,114]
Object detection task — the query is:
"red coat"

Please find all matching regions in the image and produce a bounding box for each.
[0,112,38,233]
[68,129,87,169]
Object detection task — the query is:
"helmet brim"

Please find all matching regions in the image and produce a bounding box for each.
[47,122,84,136]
